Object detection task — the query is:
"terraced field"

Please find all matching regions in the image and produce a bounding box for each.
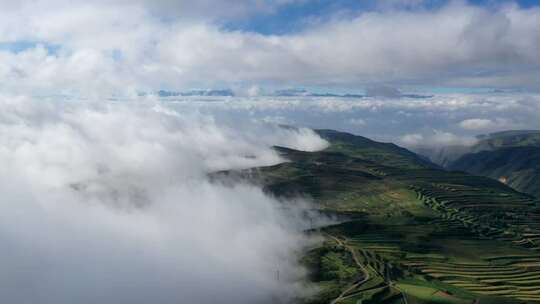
[242,129,540,303]
[410,252,540,301]
[412,183,540,251]
[322,217,540,303]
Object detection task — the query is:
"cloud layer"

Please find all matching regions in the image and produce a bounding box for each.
[152,92,539,148]
[0,1,539,95]
[0,96,328,304]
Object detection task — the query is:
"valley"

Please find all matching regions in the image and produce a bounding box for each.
[425,130,540,198]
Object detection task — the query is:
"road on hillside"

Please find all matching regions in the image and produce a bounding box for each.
[326,233,371,304]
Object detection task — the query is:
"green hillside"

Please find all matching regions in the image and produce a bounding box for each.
[449,131,540,197]
[240,129,540,304]
[315,129,438,170]
[449,147,540,198]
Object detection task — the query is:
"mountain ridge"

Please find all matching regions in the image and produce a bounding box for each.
[243,128,540,303]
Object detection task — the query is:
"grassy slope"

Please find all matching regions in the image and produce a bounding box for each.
[450,147,540,197]
[450,131,540,197]
[254,130,540,303]
[315,129,438,170]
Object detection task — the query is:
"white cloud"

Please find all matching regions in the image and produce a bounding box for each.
[430,130,478,147]
[0,1,540,95]
[0,96,328,303]
[152,3,540,89]
[459,118,495,130]
[458,117,520,131]
[400,133,424,146]
[399,130,477,148]
[347,118,367,126]
[259,115,289,125]
[148,93,540,146]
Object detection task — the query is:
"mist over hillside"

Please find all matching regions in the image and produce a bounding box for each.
[0,97,331,304]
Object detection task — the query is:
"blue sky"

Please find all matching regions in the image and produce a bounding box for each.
[0,41,60,54]
[226,0,540,35]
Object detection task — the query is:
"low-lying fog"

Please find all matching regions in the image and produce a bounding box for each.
[0,96,329,304]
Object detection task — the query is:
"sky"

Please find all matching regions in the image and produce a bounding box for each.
[0,1,540,303]
[227,0,540,35]
[0,0,539,95]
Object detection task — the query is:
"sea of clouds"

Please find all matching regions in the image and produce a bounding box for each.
[1,93,538,303]
[161,92,540,148]
[0,95,329,304]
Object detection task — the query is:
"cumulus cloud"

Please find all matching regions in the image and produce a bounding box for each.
[458,117,519,131]
[347,118,367,126]
[399,130,477,148]
[0,96,328,304]
[146,3,540,89]
[399,133,425,146]
[459,118,495,130]
[0,1,540,95]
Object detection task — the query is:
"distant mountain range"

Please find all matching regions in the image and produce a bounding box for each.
[146,88,432,99]
[156,89,235,97]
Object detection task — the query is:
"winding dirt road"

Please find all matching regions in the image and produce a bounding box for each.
[325,233,371,304]
[326,233,409,304]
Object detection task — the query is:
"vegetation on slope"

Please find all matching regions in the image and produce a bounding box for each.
[450,134,540,197]
[315,129,438,170]
[250,129,540,303]
[413,130,540,197]
[450,147,540,197]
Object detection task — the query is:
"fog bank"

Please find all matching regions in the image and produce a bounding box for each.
[0,97,328,303]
